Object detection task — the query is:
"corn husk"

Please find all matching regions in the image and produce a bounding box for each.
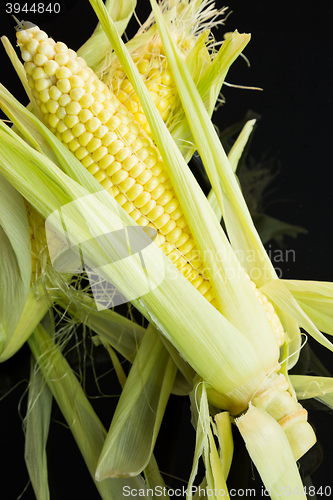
[260,279,333,352]
[96,325,177,479]
[213,412,233,479]
[0,173,31,358]
[235,405,306,500]
[290,375,333,410]
[282,280,333,335]
[0,284,50,362]
[78,0,137,68]
[188,380,229,500]
[207,119,257,221]
[144,454,171,500]
[55,292,146,363]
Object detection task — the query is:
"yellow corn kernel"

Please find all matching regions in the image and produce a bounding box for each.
[70,87,86,101]
[79,131,94,147]
[86,117,101,133]
[58,94,71,107]
[46,99,59,114]
[86,137,102,153]
[99,155,115,170]
[66,59,80,74]
[147,205,164,222]
[81,155,94,168]
[75,146,89,160]
[106,162,121,177]
[72,123,86,138]
[127,183,144,202]
[57,78,71,93]
[118,177,136,193]
[111,169,129,185]
[92,146,108,162]
[140,199,156,215]
[68,138,80,152]
[64,115,79,128]
[87,163,99,175]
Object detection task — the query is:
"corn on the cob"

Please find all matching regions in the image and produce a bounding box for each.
[16,24,284,347]
[16,25,214,299]
[102,37,179,136]
[98,0,217,136]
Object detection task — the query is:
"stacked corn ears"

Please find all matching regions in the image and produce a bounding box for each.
[1,1,333,499]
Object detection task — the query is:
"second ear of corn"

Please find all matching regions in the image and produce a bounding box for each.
[16,23,316,460]
[104,37,176,136]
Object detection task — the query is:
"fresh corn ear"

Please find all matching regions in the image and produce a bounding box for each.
[5,14,318,475]
[16,23,286,347]
[16,22,216,304]
[105,38,176,136]
[98,0,225,136]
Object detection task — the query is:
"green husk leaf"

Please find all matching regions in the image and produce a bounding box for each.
[206,427,229,499]
[96,325,177,479]
[260,279,333,353]
[103,341,127,388]
[282,280,333,335]
[158,331,196,389]
[193,478,208,500]
[199,32,251,117]
[236,405,306,500]
[208,119,256,221]
[228,119,256,173]
[78,0,137,69]
[188,380,229,500]
[170,27,251,161]
[28,323,150,498]
[0,283,50,362]
[24,357,52,500]
[147,0,276,287]
[187,380,210,500]
[0,173,31,357]
[277,309,301,371]
[213,412,233,479]
[289,375,333,410]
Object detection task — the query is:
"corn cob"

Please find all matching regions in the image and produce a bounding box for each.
[16,24,284,347]
[24,200,47,282]
[102,37,178,136]
[99,0,218,136]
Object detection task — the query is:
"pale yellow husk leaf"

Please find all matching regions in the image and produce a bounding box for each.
[96,325,177,479]
[24,357,52,500]
[235,405,306,500]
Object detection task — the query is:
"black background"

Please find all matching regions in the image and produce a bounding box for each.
[0,0,333,498]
